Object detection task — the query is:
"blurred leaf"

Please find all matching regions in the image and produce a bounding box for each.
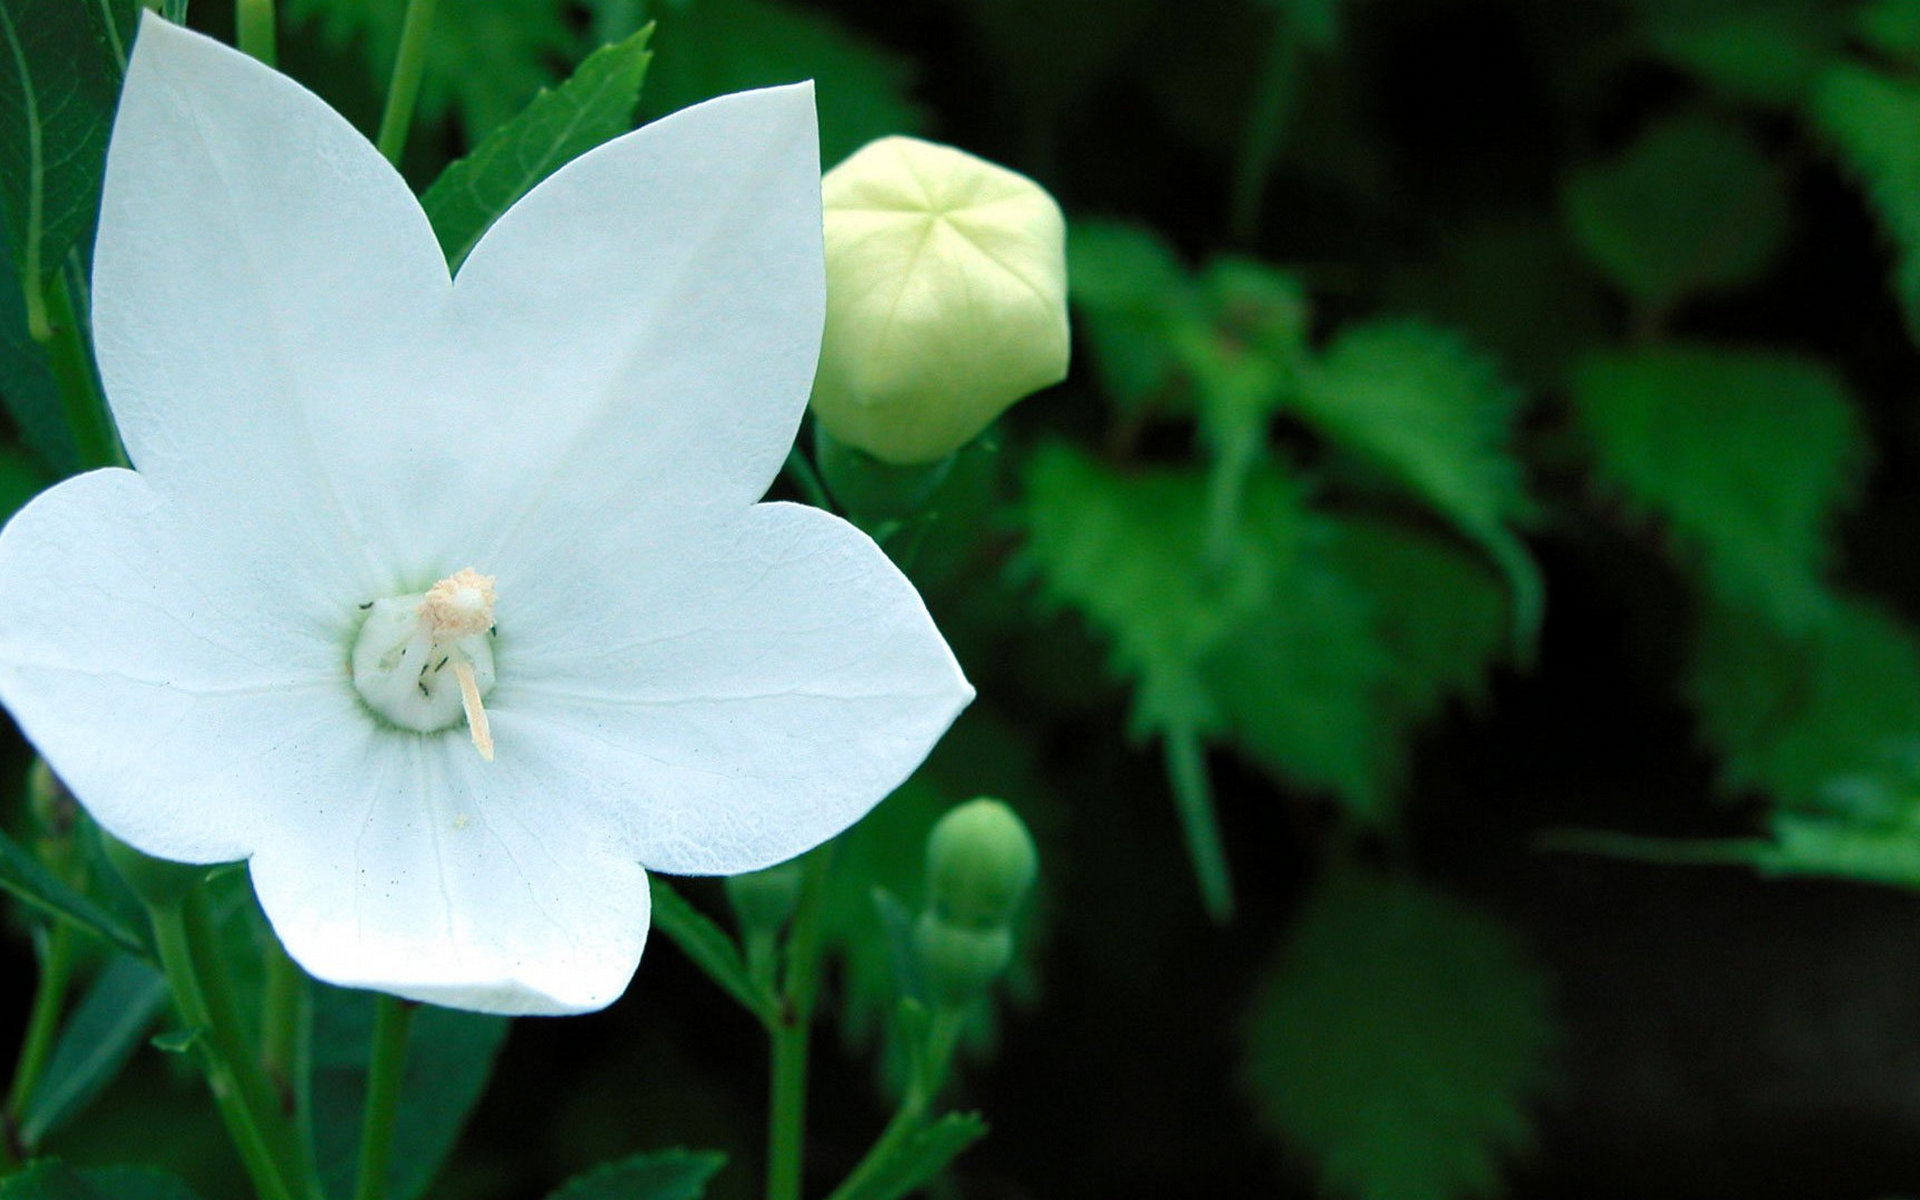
[0,0,124,301]
[1293,319,1540,651]
[423,25,653,272]
[542,1148,725,1200]
[1562,112,1788,310]
[831,1112,988,1200]
[1640,0,1839,106]
[649,878,774,1021]
[0,1162,206,1200]
[307,986,509,1200]
[642,0,921,166]
[1810,62,1920,344]
[1688,594,1920,806]
[1855,0,1920,62]
[1242,868,1556,1200]
[1572,343,1863,629]
[0,227,72,472]
[19,953,169,1145]
[0,825,150,958]
[1067,219,1194,412]
[1020,443,1300,733]
[0,441,42,519]
[285,0,577,139]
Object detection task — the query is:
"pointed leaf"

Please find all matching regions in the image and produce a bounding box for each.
[0,1162,207,1200]
[422,25,653,272]
[1242,868,1556,1200]
[649,877,774,1021]
[1810,62,1920,343]
[18,953,169,1144]
[831,1112,988,1200]
[307,985,510,1200]
[0,824,149,958]
[543,1148,726,1200]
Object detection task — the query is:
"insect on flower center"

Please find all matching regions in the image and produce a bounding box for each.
[350,568,499,760]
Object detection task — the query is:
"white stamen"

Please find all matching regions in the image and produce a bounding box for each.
[350,568,500,758]
[453,657,493,761]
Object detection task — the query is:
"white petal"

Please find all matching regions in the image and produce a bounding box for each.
[447,84,825,557]
[0,470,360,862]
[249,732,650,1015]
[492,501,973,875]
[94,15,450,591]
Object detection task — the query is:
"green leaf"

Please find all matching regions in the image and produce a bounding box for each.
[649,877,774,1021]
[0,224,71,471]
[1856,0,1920,63]
[1572,344,1863,630]
[0,440,42,519]
[1640,0,1839,106]
[1561,112,1788,310]
[1066,219,1194,413]
[1688,594,1920,806]
[1292,319,1540,651]
[0,825,149,958]
[1020,443,1301,733]
[421,25,653,272]
[543,1148,725,1200]
[1809,62,1920,343]
[0,0,124,312]
[641,0,923,166]
[831,1112,988,1200]
[19,953,169,1145]
[1242,868,1556,1200]
[307,985,510,1200]
[285,0,578,139]
[0,1162,207,1200]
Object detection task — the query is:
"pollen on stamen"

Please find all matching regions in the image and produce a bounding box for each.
[421,568,497,639]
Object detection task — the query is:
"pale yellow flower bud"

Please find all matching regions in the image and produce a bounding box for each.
[812,136,1070,465]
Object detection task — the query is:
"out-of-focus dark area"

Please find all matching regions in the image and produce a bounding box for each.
[13,0,1920,1197]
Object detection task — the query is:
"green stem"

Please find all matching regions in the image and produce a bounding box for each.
[259,937,302,1112]
[824,1007,964,1200]
[1227,13,1303,243]
[1165,724,1234,922]
[150,898,299,1200]
[4,922,76,1128]
[375,0,439,166]
[353,996,415,1200]
[37,273,123,470]
[235,0,276,65]
[765,849,833,1200]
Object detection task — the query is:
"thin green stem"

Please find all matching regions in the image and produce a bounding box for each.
[353,996,415,1200]
[1227,13,1303,243]
[765,849,834,1200]
[375,0,439,166]
[824,1007,964,1200]
[37,273,123,470]
[1166,723,1234,922]
[5,921,75,1126]
[235,0,276,65]
[259,937,302,1112]
[150,899,298,1200]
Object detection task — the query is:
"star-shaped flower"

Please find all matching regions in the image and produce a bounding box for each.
[0,16,972,1015]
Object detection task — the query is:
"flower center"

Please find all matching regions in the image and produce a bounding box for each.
[350,567,498,760]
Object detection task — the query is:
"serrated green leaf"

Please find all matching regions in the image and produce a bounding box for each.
[542,1148,725,1200]
[307,986,510,1200]
[422,25,653,272]
[1688,594,1920,806]
[1640,0,1838,106]
[642,0,922,166]
[1572,343,1863,630]
[1020,443,1301,733]
[0,0,124,308]
[1810,62,1920,343]
[1242,868,1555,1200]
[0,824,149,958]
[650,877,774,1021]
[0,1162,207,1200]
[831,1112,988,1200]
[1562,112,1788,310]
[285,0,578,139]
[19,953,169,1145]
[1292,319,1540,651]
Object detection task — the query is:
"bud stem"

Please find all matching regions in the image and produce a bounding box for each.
[376,0,439,166]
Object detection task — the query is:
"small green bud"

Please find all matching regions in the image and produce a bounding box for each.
[813,423,954,521]
[925,798,1038,931]
[724,860,805,936]
[102,834,205,909]
[811,136,1070,466]
[912,910,1013,1008]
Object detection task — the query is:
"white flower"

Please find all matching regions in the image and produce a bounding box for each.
[0,16,973,1016]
